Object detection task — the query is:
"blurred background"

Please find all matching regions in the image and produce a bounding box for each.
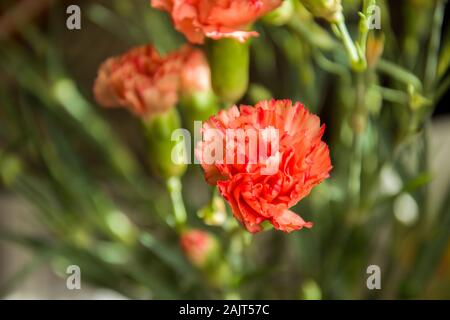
[0,0,449,299]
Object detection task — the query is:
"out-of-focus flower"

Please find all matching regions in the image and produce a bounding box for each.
[179,47,211,96]
[94,45,181,117]
[195,99,332,233]
[299,0,343,23]
[180,229,219,267]
[151,0,282,44]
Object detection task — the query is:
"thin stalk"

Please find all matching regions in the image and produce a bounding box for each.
[348,74,367,209]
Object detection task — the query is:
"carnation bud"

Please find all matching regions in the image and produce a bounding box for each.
[180,229,220,268]
[180,229,233,288]
[366,84,382,116]
[143,108,187,179]
[207,38,250,104]
[299,0,343,23]
[366,33,385,69]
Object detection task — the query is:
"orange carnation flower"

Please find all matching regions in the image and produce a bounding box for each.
[179,46,211,96]
[94,45,210,117]
[151,0,282,44]
[195,99,332,233]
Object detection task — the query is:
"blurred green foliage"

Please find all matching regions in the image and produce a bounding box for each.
[0,0,449,299]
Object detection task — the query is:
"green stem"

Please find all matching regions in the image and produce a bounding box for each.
[377,59,423,91]
[166,176,187,231]
[374,85,409,105]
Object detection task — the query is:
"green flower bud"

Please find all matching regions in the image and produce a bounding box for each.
[179,89,218,133]
[300,0,343,23]
[143,108,187,179]
[207,38,250,105]
[105,210,139,246]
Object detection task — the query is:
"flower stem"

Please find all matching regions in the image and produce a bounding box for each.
[166,176,187,231]
[348,73,367,209]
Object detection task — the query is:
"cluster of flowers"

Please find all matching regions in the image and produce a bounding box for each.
[94,0,332,264]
